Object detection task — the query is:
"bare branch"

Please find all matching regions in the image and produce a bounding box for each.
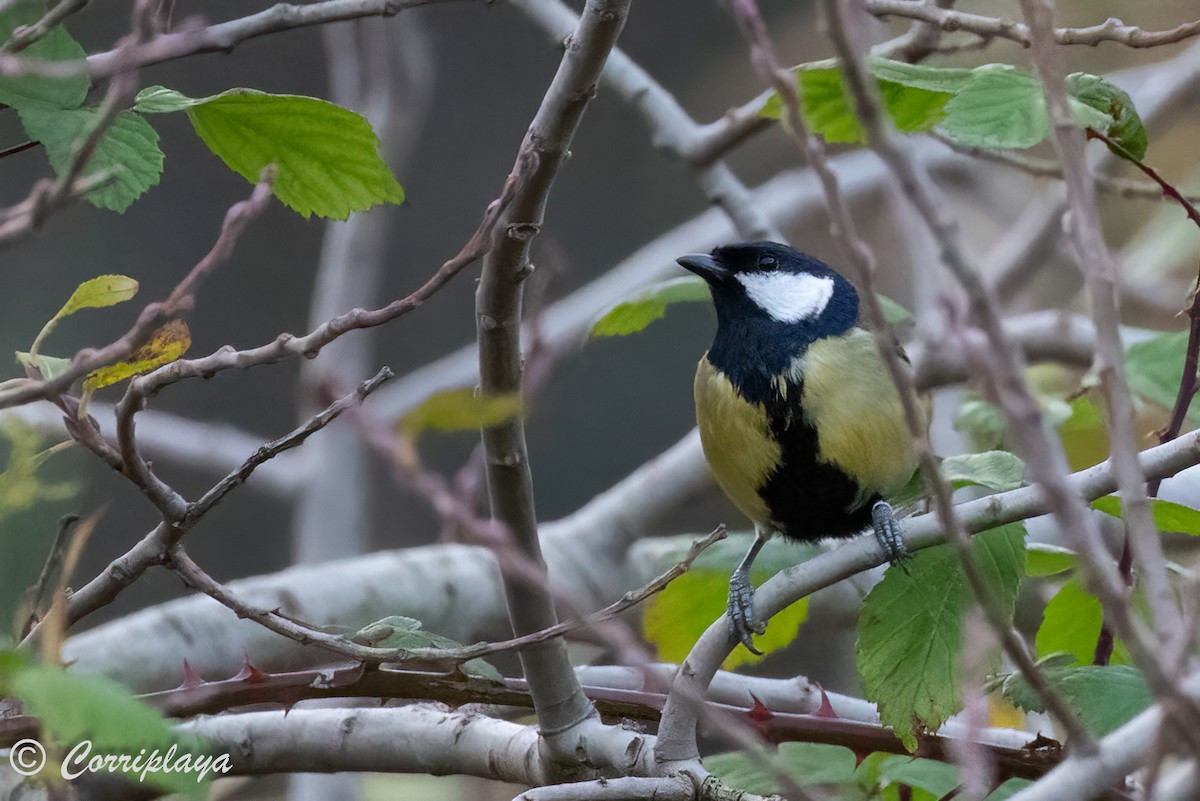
[82,0,467,81]
[474,0,631,751]
[865,1,1200,49]
[55,368,393,630]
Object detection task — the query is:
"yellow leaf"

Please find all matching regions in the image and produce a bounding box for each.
[83,319,190,393]
[400,388,522,435]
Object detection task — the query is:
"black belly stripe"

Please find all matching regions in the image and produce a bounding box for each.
[759,377,875,542]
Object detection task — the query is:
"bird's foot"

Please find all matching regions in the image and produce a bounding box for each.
[871,500,911,573]
[728,568,766,654]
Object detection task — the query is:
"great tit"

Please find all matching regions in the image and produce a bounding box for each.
[677,241,919,652]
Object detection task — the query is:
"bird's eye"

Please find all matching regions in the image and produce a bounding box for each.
[758,255,777,271]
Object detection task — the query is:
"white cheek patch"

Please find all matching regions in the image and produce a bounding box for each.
[736,272,835,323]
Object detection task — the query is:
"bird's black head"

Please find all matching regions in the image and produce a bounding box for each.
[676,242,861,396]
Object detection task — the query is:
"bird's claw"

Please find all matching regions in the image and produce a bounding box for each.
[872,500,910,573]
[728,569,765,654]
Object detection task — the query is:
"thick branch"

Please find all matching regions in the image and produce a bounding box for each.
[474,0,630,753]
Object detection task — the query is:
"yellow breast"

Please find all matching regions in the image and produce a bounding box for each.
[796,329,919,503]
[694,356,778,528]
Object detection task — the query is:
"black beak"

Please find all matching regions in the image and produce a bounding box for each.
[676,253,727,282]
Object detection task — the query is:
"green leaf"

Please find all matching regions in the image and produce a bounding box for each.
[136,86,405,219]
[0,1,88,110]
[986,779,1034,801]
[702,749,781,796]
[867,59,976,94]
[590,277,711,337]
[1066,73,1148,159]
[878,294,912,324]
[12,664,207,797]
[133,85,201,114]
[878,756,960,798]
[763,65,952,144]
[1125,331,1196,421]
[1025,543,1076,577]
[54,275,139,319]
[400,388,523,435]
[705,743,859,794]
[1035,578,1127,666]
[954,398,1008,453]
[857,523,1026,750]
[19,107,163,212]
[1002,664,1151,736]
[941,66,1050,150]
[349,616,501,681]
[83,319,191,393]
[940,450,1026,492]
[28,274,140,356]
[1092,495,1200,535]
[642,533,817,668]
[15,352,72,380]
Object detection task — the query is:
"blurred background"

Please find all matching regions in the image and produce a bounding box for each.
[2,0,1199,797]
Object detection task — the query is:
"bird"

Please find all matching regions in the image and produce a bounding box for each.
[676,241,920,653]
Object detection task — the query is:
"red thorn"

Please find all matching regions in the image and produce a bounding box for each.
[179,660,204,690]
[814,684,838,718]
[233,656,267,684]
[747,692,773,723]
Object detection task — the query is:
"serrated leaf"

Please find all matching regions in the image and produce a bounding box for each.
[1092,495,1200,535]
[643,534,815,669]
[12,664,207,797]
[941,66,1050,150]
[1035,578,1127,666]
[19,107,163,212]
[940,450,1026,492]
[878,756,960,798]
[15,352,71,380]
[1125,331,1197,422]
[857,523,1026,750]
[0,1,88,110]
[1066,73,1147,159]
[704,743,858,795]
[1025,543,1076,577]
[1002,664,1150,736]
[55,275,139,319]
[400,388,522,435]
[136,86,404,219]
[590,277,711,337]
[83,319,190,393]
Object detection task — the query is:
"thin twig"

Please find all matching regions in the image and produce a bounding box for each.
[48,368,393,633]
[164,526,726,666]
